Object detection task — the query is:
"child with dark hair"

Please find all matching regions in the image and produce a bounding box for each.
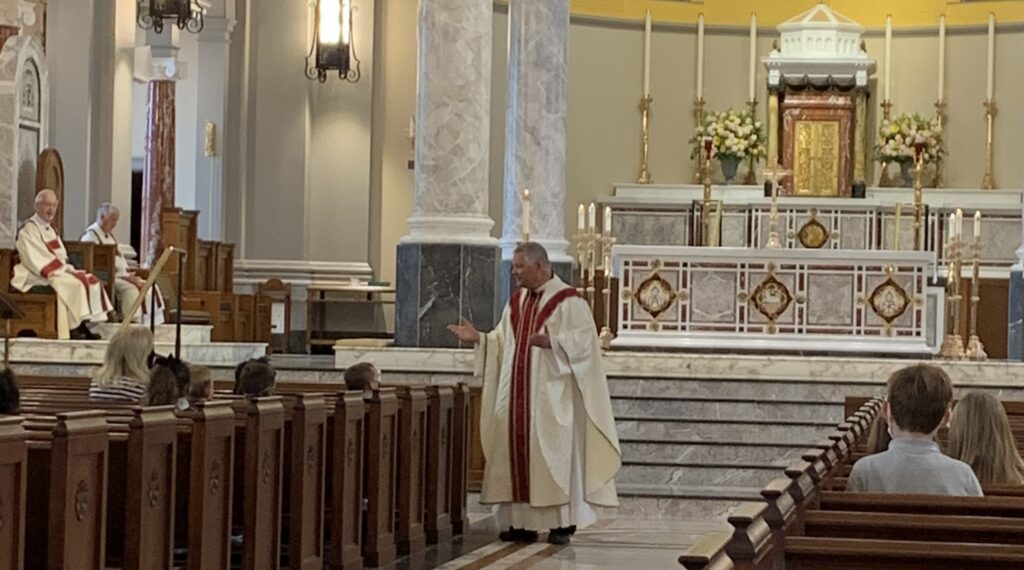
[848,364,982,496]
[234,357,276,397]
[0,368,19,414]
[187,364,214,406]
[343,362,381,394]
[147,364,179,406]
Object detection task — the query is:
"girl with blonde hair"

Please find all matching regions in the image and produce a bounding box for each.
[947,390,1024,485]
[89,326,153,402]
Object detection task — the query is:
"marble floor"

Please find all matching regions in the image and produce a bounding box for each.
[420,514,729,570]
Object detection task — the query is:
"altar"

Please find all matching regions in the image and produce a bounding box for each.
[611,245,940,355]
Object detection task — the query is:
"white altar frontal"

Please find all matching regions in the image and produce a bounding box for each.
[611,245,939,355]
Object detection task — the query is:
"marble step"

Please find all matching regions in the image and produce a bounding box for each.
[608,376,884,402]
[618,462,782,488]
[93,323,213,344]
[620,440,812,466]
[608,484,757,520]
[1,338,266,367]
[612,396,843,423]
[616,417,834,444]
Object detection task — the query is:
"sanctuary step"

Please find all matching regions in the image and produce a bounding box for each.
[93,323,212,343]
[0,337,265,366]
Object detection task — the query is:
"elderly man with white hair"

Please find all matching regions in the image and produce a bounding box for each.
[13,189,110,339]
[81,203,165,325]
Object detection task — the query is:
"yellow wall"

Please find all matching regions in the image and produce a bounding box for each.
[374,4,1024,285]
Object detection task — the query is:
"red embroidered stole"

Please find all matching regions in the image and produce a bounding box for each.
[507,285,580,502]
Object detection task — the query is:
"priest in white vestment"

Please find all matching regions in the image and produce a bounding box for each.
[13,189,110,339]
[81,203,165,325]
[448,242,620,545]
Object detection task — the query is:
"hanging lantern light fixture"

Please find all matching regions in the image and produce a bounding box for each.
[306,0,360,83]
[137,0,207,34]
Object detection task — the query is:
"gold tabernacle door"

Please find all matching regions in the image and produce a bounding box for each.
[780,91,854,197]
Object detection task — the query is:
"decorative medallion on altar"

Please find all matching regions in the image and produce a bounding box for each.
[621,259,688,330]
[866,269,911,327]
[740,264,796,333]
[791,209,835,249]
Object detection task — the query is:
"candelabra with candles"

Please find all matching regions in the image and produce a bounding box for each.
[912,143,925,251]
[940,210,966,360]
[637,96,653,184]
[761,163,790,249]
[966,211,988,360]
[878,99,894,187]
[691,97,706,183]
[933,100,946,187]
[574,204,616,349]
[982,100,997,189]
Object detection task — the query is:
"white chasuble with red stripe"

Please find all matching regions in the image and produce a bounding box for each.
[477,275,621,520]
[12,215,111,329]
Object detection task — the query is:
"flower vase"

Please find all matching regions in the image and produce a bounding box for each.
[720,156,742,184]
[899,161,914,188]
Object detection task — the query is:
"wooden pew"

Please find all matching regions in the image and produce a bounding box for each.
[450,384,470,536]
[363,388,399,568]
[424,386,454,544]
[285,394,329,570]
[25,411,110,569]
[395,386,427,557]
[803,510,1024,544]
[231,396,286,569]
[0,417,28,570]
[329,392,366,570]
[783,536,1024,569]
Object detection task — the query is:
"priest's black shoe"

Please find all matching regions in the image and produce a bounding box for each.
[548,527,573,545]
[70,324,101,340]
[498,527,538,543]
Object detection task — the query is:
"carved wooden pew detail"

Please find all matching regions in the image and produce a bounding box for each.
[0,417,28,570]
[286,393,329,570]
[233,396,286,569]
[329,392,366,570]
[363,389,399,568]
[424,385,454,545]
[395,386,428,557]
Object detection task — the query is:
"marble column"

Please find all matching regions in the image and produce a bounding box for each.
[140,80,176,266]
[395,0,499,348]
[137,29,183,266]
[499,0,573,295]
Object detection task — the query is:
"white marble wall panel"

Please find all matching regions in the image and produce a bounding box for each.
[806,273,855,326]
[412,0,492,220]
[720,214,747,247]
[501,0,569,256]
[612,212,688,246]
[689,270,737,324]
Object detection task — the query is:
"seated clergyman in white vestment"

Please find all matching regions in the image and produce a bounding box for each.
[448,242,621,545]
[13,189,110,339]
[81,203,165,325]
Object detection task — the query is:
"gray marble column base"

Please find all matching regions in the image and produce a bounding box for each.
[395,243,501,348]
[1008,267,1023,360]
[499,259,574,305]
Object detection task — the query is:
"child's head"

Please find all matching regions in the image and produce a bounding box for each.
[947,390,1024,485]
[234,357,276,397]
[187,364,213,402]
[147,364,180,406]
[885,364,953,437]
[343,362,380,392]
[0,368,19,414]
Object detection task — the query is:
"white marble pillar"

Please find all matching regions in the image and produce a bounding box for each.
[396,0,499,347]
[1009,182,1024,359]
[193,16,235,241]
[500,0,571,265]
[402,0,494,245]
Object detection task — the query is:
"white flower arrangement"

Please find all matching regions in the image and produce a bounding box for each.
[690,109,766,161]
[876,113,944,165]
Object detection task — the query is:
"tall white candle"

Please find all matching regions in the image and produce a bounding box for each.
[937,15,946,102]
[956,208,964,238]
[696,13,705,99]
[974,210,982,238]
[604,206,612,236]
[948,213,956,242]
[643,10,652,96]
[884,15,893,101]
[578,204,585,232]
[748,13,757,102]
[522,188,531,240]
[986,13,995,101]
[588,203,597,232]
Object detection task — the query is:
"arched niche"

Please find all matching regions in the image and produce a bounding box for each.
[0,35,48,247]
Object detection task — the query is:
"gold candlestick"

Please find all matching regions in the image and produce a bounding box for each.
[878,99,894,187]
[966,234,987,360]
[573,232,589,296]
[933,100,946,188]
[743,98,758,185]
[701,146,713,246]
[940,233,966,360]
[912,152,924,251]
[762,163,791,249]
[599,234,616,350]
[637,95,653,184]
[691,97,706,183]
[981,100,997,190]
